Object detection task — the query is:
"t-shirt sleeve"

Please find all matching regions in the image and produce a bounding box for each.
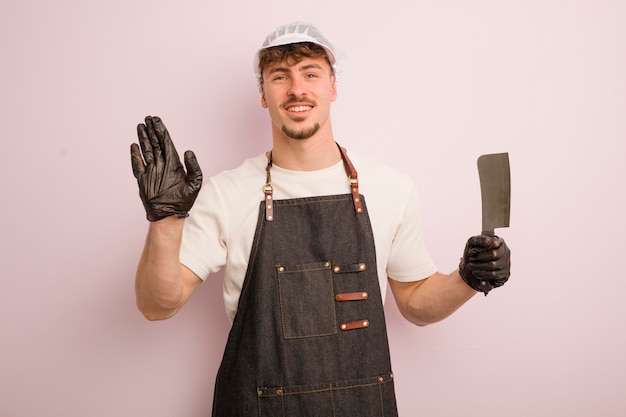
[179,177,228,281]
[385,183,438,282]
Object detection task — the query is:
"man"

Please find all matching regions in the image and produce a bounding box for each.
[130,22,510,417]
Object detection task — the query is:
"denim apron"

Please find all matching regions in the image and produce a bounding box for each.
[212,146,398,416]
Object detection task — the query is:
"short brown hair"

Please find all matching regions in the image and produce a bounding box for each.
[257,42,333,80]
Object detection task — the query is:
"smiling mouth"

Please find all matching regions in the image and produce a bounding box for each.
[286,105,313,112]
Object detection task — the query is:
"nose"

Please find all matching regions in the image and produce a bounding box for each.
[287,77,306,96]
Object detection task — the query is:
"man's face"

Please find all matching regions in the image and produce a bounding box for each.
[261,56,337,141]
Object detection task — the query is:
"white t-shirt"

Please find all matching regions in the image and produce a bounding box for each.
[180,150,437,322]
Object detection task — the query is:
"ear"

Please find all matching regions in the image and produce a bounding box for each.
[260,82,268,108]
[330,74,338,102]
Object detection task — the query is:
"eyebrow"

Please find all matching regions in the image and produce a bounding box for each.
[300,63,324,71]
[267,63,324,75]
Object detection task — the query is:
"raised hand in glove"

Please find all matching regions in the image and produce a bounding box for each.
[459,235,511,295]
[130,116,203,222]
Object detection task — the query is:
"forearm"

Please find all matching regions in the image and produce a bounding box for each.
[389,271,476,327]
[135,217,187,320]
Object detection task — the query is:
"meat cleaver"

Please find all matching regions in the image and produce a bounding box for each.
[477,153,511,236]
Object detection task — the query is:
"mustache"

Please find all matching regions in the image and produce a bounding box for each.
[281,97,316,108]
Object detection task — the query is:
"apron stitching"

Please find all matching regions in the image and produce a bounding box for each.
[258,377,393,396]
[275,196,353,207]
[378,382,385,416]
[281,387,285,417]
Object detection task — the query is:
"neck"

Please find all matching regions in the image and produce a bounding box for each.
[270,128,341,171]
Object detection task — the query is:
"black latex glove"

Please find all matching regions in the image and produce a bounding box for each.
[459,235,511,295]
[130,116,203,222]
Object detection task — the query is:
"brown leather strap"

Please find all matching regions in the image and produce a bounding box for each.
[339,320,370,331]
[337,144,363,214]
[264,153,274,221]
[335,292,369,302]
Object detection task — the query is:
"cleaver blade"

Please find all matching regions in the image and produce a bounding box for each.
[477,153,511,236]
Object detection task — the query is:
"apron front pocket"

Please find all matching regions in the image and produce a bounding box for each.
[276,261,337,339]
[257,373,397,417]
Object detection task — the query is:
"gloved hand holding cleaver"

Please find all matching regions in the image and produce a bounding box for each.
[458,153,512,295]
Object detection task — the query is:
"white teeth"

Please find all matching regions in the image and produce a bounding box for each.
[287,106,312,112]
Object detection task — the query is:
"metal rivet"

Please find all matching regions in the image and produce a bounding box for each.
[359,263,366,271]
[276,389,282,395]
[362,292,368,298]
[257,389,263,397]
[357,208,363,213]
[278,266,284,272]
[363,321,369,327]
[336,295,342,301]
[266,195,272,200]
[333,266,340,273]
[378,377,384,382]
[268,216,273,221]
[355,197,360,202]
[267,205,272,210]
[324,261,330,267]
[340,324,347,330]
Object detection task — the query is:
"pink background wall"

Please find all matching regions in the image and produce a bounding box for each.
[2,1,625,416]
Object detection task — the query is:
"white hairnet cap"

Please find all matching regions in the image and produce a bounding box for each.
[253,21,345,88]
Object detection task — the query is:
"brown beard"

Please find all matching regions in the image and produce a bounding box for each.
[281,122,320,140]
